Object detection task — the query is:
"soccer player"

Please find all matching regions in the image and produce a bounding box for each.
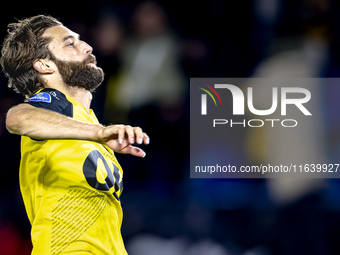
[1,15,149,254]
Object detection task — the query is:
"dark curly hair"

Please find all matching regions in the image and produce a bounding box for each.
[1,15,61,98]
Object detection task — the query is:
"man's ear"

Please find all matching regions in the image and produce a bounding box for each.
[33,59,55,74]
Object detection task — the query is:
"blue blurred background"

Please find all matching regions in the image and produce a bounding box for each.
[1,0,340,254]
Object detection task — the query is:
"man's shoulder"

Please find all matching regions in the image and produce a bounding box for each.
[25,88,73,117]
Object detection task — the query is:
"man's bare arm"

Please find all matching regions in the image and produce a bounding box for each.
[6,104,103,140]
[6,104,149,157]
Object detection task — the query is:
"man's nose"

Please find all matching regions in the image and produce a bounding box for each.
[82,41,93,56]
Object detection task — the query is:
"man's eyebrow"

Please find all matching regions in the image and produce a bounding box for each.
[61,34,80,42]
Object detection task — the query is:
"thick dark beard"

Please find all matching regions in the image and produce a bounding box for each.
[52,54,104,92]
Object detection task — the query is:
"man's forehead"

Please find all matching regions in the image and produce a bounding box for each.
[43,25,79,43]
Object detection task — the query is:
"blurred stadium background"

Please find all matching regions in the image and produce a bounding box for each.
[1,0,340,254]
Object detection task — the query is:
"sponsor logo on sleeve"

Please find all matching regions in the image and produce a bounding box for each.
[27,92,52,103]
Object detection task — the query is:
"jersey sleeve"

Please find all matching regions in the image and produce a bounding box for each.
[25,88,73,118]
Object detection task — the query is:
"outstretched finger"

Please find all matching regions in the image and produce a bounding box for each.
[134,127,144,144]
[143,133,150,144]
[117,126,125,144]
[120,145,146,158]
[125,126,135,144]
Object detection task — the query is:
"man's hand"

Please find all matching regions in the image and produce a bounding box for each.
[97,125,150,158]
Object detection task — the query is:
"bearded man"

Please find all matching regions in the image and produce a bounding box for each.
[1,15,149,254]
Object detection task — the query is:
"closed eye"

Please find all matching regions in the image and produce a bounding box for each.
[62,34,80,47]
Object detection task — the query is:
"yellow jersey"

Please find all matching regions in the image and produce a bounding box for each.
[20,88,127,255]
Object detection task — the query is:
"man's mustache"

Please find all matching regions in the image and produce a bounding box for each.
[83,54,97,65]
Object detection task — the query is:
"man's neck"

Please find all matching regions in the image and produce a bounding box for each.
[64,87,93,112]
